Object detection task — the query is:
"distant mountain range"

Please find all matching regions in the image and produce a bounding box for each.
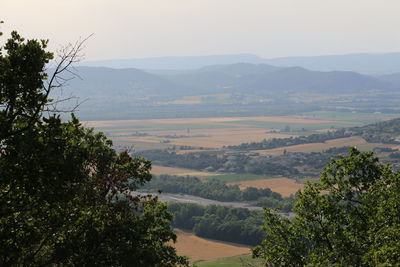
[161,63,392,95]
[378,72,400,87]
[80,52,400,74]
[79,54,266,70]
[266,53,400,74]
[63,63,395,102]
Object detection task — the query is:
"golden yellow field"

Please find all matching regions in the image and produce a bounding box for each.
[103,128,294,150]
[172,229,251,262]
[229,178,305,197]
[151,165,217,177]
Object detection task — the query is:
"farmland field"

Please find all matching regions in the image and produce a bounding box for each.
[206,173,277,183]
[85,113,396,151]
[172,229,251,263]
[151,165,218,177]
[86,113,399,263]
[229,178,305,197]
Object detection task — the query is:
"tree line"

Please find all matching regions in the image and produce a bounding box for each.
[140,175,294,211]
[137,150,299,176]
[168,203,264,246]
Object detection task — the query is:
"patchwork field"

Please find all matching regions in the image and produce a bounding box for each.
[89,113,398,264]
[229,178,305,197]
[172,229,251,263]
[84,115,374,151]
[122,128,294,149]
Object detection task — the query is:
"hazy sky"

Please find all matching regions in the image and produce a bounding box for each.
[2,0,400,60]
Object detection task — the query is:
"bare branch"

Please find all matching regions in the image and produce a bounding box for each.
[42,35,91,117]
[1,34,92,139]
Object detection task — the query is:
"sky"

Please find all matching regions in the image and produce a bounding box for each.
[2,0,400,61]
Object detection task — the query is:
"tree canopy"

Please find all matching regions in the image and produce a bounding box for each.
[253,148,400,266]
[0,27,187,266]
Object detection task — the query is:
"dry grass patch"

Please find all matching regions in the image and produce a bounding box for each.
[151,165,217,177]
[115,128,294,149]
[255,136,368,156]
[161,128,292,148]
[229,178,305,197]
[175,149,214,154]
[254,136,400,156]
[172,229,251,262]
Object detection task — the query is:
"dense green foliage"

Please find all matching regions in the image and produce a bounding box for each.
[0,29,187,265]
[253,148,400,266]
[168,203,264,246]
[267,147,351,177]
[137,150,299,176]
[140,175,294,211]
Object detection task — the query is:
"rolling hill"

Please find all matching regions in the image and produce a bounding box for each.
[161,63,394,94]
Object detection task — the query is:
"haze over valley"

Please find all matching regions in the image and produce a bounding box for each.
[3,1,400,265]
[57,54,400,121]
